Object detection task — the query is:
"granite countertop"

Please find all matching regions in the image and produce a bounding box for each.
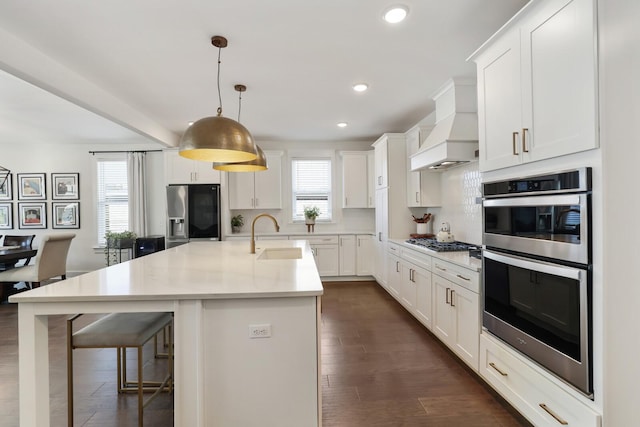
[389,238,482,272]
[10,240,323,303]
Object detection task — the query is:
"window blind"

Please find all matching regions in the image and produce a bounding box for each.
[96,158,129,245]
[291,158,332,221]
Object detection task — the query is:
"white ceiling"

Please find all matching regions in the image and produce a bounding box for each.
[0,0,528,148]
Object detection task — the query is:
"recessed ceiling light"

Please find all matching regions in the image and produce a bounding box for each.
[383,5,409,24]
[337,122,348,128]
[353,83,369,92]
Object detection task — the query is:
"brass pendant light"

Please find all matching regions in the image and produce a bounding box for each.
[179,36,258,163]
[214,84,268,172]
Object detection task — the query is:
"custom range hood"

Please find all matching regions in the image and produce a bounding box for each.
[411,78,478,171]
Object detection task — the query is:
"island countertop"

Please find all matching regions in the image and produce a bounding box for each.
[9,239,324,303]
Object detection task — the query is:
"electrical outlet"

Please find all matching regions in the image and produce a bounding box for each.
[248,324,271,339]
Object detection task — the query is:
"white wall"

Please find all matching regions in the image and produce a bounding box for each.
[0,140,165,273]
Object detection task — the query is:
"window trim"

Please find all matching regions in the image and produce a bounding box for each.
[290,155,334,223]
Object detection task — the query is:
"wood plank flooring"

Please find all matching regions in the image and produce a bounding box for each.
[0,281,530,426]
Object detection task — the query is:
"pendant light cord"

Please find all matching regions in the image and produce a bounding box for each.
[237,89,243,122]
[216,45,223,116]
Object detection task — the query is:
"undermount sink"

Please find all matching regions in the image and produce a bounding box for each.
[257,247,303,260]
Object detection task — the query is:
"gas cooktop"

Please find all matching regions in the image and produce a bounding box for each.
[405,238,479,254]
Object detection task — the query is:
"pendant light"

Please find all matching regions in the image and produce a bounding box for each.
[214,84,268,172]
[179,36,258,163]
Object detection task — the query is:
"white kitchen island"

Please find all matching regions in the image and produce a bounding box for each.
[10,240,324,427]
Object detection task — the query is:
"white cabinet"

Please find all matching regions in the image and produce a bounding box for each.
[386,243,401,298]
[471,0,598,172]
[291,235,339,277]
[374,188,388,286]
[341,151,371,209]
[366,151,375,208]
[480,333,601,427]
[338,235,356,276]
[405,125,441,208]
[400,247,433,329]
[356,234,374,276]
[431,259,480,371]
[228,151,282,209]
[164,149,221,184]
[373,137,388,190]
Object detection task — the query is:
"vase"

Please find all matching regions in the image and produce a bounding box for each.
[305,217,315,225]
[416,223,429,235]
[231,225,242,234]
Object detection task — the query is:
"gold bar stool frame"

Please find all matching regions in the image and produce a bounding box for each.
[67,312,174,427]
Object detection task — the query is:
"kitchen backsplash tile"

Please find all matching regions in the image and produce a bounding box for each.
[437,162,482,245]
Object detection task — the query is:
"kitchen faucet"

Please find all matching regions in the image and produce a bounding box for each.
[250,213,280,254]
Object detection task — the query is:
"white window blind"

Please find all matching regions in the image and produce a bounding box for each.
[96,157,129,245]
[291,158,332,221]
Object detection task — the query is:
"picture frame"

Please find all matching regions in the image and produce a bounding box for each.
[18,202,47,229]
[17,173,46,200]
[52,202,80,229]
[52,173,80,200]
[0,173,11,200]
[0,203,12,229]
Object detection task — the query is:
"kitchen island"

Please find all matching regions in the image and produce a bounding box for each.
[10,239,324,427]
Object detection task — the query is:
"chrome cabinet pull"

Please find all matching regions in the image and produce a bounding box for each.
[522,128,529,152]
[489,362,508,376]
[410,269,415,282]
[396,261,400,273]
[445,287,450,304]
[450,290,455,307]
[539,403,568,425]
[436,265,446,271]
[456,274,470,281]
[512,131,519,155]
[415,192,419,203]
[378,232,382,242]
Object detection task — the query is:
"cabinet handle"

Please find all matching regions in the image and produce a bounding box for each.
[539,403,568,425]
[489,362,508,377]
[358,238,361,247]
[456,274,470,281]
[255,198,259,207]
[378,232,382,242]
[396,261,400,273]
[446,287,450,304]
[369,196,372,206]
[415,192,419,203]
[345,197,348,206]
[436,265,446,272]
[522,128,529,153]
[450,290,455,307]
[378,176,382,185]
[512,131,520,155]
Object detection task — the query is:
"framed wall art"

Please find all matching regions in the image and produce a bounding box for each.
[52,173,79,200]
[0,203,12,229]
[0,173,11,200]
[52,202,80,229]
[17,173,46,200]
[18,202,47,229]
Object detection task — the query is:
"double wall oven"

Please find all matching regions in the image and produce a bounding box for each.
[482,168,593,397]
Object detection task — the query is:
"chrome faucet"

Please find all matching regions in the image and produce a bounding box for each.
[250,213,280,254]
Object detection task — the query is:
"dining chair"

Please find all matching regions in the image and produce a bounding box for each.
[2,234,36,266]
[0,233,75,289]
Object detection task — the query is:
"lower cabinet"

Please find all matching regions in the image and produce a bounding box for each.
[356,234,374,276]
[386,243,401,298]
[399,247,433,329]
[480,333,601,427]
[291,235,339,277]
[432,258,480,371]
[338,235,356,276]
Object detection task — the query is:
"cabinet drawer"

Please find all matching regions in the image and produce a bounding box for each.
[432,259,479,293]
[480,334,601,427]
[290,235,338,245]
[400,247,431,271]
[387,242,400,255]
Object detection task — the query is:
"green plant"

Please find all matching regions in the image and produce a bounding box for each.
[104,230,137,265]
[304,206,320,220]
[231,214,244,227]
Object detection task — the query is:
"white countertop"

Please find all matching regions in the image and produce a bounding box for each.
[389,238,482,272]
[10,240,324,303]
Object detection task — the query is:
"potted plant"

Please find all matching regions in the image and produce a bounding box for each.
[104,230,137,265]
[304,206,320,225]
[231,214,244,233]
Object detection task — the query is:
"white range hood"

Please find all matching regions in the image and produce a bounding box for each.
[411,78,478,171]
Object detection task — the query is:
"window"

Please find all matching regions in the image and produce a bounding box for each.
[291,158,332,221]
[96,155,129,245]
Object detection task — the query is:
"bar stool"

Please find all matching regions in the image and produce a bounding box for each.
[67,312,173,427]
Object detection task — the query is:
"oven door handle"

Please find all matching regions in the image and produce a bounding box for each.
[483,250,582,281]
[483,194,583,208]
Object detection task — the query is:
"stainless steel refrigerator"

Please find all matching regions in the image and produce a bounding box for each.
[166,184,221,248]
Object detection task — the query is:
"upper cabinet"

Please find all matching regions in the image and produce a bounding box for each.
[165,149,221,184]
[470,0,598,172]
[228,151,282,210]
[405,125,441,208]
[341,151,374,209]
[373,136,389,190]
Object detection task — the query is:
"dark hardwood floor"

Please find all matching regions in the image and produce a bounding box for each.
[0,281,530,426]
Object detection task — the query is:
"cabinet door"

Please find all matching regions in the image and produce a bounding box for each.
[254,153,282,209]
[373,137,388,189]
[406,128,422,207]
[400,262,417,311]
[228,172,255,209]
[342,154,368,208]
[338,235,356,276]
[451,283,480,371]
[312,245,339,276]
[366,151,375,208]
[475,29,523,172]
[433,275,455,345]
[356,235,374,276]
[521,0,598,162]
[386,253,401,299]
[193,161,221,184]
[413,266,433,330]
